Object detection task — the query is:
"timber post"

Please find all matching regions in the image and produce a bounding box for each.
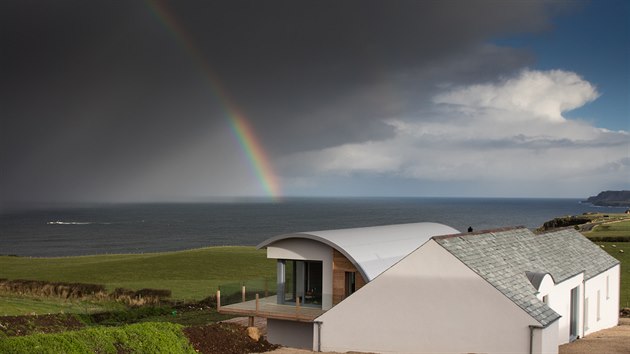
[264,278,268,297]
[296,296,301,317]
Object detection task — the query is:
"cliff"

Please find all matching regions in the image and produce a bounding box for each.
[585,190,630,207]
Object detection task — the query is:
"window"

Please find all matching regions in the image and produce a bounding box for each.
[277,260,322,307]
[569,286,579,341]
[345,271,356,297]
[542,295,548,304]
[606,275,610,299]
[584,297,589,331]
[597,290,601,321]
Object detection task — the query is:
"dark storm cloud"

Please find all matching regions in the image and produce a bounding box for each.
[0,0,572,203]
[167,0,556,151]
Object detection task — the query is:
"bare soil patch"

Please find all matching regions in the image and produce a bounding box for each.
[183,322,278,354]
[559,318,630,354]
[0,314,85,336]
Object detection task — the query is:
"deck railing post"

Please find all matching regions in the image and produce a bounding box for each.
[255,293,260,313]
[264,278,268,297]
[242,284,246,302]
[216,289,221,311]
[296,296,301,318]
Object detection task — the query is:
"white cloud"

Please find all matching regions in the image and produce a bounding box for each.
[281,69,628,195]
[433,69,600,122]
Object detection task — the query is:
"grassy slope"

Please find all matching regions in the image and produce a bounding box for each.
[0,246,275,301]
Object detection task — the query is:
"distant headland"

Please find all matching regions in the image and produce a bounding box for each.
[584,190,630,207]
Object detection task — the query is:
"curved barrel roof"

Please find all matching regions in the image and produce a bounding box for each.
[257,222,459,281]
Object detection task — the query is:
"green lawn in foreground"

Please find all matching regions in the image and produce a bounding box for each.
[0,246,275,301]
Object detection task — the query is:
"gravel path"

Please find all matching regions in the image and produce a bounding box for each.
[559,318,630,354]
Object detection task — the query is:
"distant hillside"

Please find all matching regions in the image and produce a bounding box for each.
[585,190,630,207]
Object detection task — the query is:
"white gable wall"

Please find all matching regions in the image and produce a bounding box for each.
[535,274,555,296]
[583,265,620,335]
[267,238,334,310]
[315,240,550,354]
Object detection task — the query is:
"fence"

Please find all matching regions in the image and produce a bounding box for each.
[217,278,276,306]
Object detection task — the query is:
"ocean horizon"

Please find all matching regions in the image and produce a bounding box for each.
[1,197,626,257]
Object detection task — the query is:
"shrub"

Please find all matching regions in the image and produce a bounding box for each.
[110,287,172,306]
[0,279,106,299]
[587,236,630,243]
[0,322,196,354]
[539,216,590,231]
[89,306,172,325]
[136,288,172,298]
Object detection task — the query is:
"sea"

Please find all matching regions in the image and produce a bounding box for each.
[0,197,626,257]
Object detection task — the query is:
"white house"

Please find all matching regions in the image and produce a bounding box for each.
[218,223,620,354]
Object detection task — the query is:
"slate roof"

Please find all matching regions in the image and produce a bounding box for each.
[433,227,619,327]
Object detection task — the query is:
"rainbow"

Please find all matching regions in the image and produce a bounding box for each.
[146,0,281,200]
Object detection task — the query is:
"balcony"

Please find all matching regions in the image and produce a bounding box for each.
[217,291,327,322]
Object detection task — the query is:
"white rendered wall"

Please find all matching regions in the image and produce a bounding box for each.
[535,274,555,297]
[583,265,620,335]
[540,273,584,345]
[315,240,543,354]
[267,238,334,309]
[267,319,313,349]
[532,320,559,354]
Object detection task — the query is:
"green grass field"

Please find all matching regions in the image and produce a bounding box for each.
[584,218,630,307]
[0,294,125,316]
[597,242,630,308]
[588,219,630,239]
[0,246,275,301]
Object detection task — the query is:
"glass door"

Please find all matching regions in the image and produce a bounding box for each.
[277,260,322,307]
[569,286,579,341]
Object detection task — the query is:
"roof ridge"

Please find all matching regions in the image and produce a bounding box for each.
[534,226,580,235]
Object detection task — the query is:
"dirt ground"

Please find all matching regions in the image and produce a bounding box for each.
[183,322,278,354]
[0,314,86,336]
[559,317,630,354]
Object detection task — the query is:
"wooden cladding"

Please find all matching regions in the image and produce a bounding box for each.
[332,249,366,305]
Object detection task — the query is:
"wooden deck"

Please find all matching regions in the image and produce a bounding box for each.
[218,295,326,322]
